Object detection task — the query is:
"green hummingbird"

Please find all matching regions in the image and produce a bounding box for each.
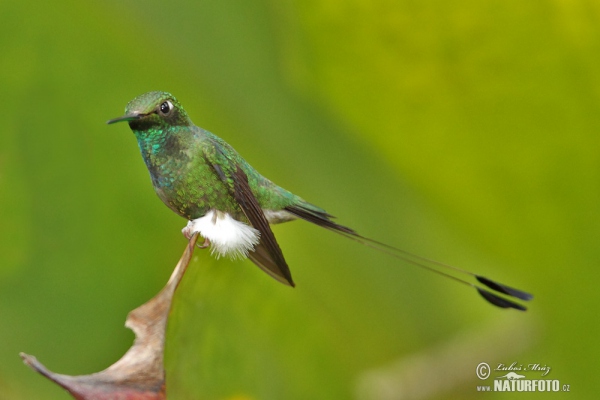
[108,91,532,310]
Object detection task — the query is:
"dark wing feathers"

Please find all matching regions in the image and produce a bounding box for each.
[247,242,294,286]
[230,165,294,286]
[205,143,294,286]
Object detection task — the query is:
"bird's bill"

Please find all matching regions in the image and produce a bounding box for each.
[106,113,144,125]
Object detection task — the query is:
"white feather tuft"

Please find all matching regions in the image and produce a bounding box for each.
[184,210,260,259]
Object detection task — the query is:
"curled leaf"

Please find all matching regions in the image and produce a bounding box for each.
[20,233,200,399]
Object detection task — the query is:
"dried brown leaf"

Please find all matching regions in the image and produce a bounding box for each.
[20,233,200,399]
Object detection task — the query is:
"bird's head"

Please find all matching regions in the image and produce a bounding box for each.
[107,91,191,130]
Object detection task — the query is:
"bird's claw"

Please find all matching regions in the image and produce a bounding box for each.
[182,222,210,248]
[181,224,194,240]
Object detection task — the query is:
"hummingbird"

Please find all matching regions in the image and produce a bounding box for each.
[108,91,532,310]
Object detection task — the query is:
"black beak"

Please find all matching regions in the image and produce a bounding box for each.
[106,113,145,125]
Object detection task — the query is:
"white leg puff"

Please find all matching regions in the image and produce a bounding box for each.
[182,210,260,259]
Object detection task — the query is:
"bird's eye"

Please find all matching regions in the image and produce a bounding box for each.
[159,100,173,115]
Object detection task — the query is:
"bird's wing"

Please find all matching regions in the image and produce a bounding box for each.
[204,144,295,287]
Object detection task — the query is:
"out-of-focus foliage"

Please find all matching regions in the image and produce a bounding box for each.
[0,0,598,399]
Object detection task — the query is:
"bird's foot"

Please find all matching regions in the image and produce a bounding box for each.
[182,221,211,249]
[181,222,195,240]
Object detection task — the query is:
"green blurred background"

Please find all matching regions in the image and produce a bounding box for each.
[1,0,598,399]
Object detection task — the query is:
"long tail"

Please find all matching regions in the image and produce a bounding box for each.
[284,204,533,311]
